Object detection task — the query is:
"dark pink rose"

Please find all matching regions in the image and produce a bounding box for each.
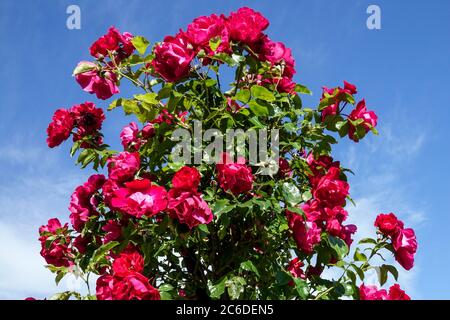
[278,158,293,178]
[186,14,230,55]
[112,251,144,277]
[254,36,295,76]
[343,81,357,95]
[110,179,167,218]
[392,227,417,270]
[141,123,155,139]
[216,154,253,195]
[120,122,140,150]
[226,7,269,44]
[151,33,195,82]
[313,167,349,208]
[107,152,140,182]
[69,174,105,232]
[167,189,213,229]
[287,258,306,281]
[46,109,74,148]
[74,61,120,100]
[375,212,402,236]
[388,284,411,300]
[286,209,321,254]
[338,224,357,248]
[359,284,388,300]
[172,166,201,191]
[102,220,122,244]
[69,102,105,143]
[90,26,134,61]
[348,99,378,142]
[38,218,73,267]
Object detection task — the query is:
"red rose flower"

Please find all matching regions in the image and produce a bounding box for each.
[107,151,140,182]
[392,227,418,270]
[359,284,388,300]
[312,167,349,208]
[388,284,411,300]
[46,109,74,148]
[69,174,105,232]
[226,7,269,45]
[38,218,73,267]
[278,157,293,178]
[348,99,378,142]
[375,212,402,236]
[253,36,295,77]
[102,220,122,244]
[112,251,144,277]
[74,61,120,100]
[286,209,321,254]
[90,26,134,61]
[70,102,105,141]
[287,258,306,280]
[151,33,195,82]
[110,179,168,218]
[120,122,141,150]
[167,189,213,229]
[172,166,201,192]
[216,154,253,195]
[186,14,230,55]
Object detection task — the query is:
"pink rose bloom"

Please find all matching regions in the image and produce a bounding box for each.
[141,123,155,139]
[348,99,378,142]
[321,103,339,122]
[388,284,411,300]
[186,14,230,55]
[313,167,349,208]
[46,109,74,148]
[111,179,167,218]
[343,81,357,95]
[286,209,321,254]
[120,122,140,150]
[301,199,324,222]
[375,212,403,236]
[278,158,293,178]
[226,7,269,44]
[107,152,140,182]
[359,284,388,300]
[151,33,195,82]
[69,102,105,142]
[112,251,144,277]
[172,166,201,192]
[102,220,122,244]
[69,174,105,232]
[306,154,340,186]
[75,61,120,100]
[167,189,213,229]
[254,36,295,75]
[97,273,160,300]
[339,224,357,248]
[90,26,134,61]
[216,154,253,195]
[38,218,73,267]
[392,227,418,270]
[287,258,306,280]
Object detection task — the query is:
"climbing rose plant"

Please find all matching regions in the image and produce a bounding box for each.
[40,7,417,300]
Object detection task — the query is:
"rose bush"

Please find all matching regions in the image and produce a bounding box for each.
[40,7,417,300]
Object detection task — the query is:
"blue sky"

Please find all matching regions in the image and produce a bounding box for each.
[0,0,449,299]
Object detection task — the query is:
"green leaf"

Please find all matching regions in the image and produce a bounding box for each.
[358,238,377,245]
[281,182,302,207]
[240,260,260,277]
[382,264,399,281]
[207,277,227,299]
[353,248,367,262]
[212,199,236,218]
[108,98,123,111]
[328,235,349,259]
[350,264,365,281]
[234,89,251,103]
[197,224,210,234]
[225,276,246,300]
[134,93,159,105]
[250,85,275,102]
[248,100,270,116]
[90,241,119,267]
[131,36,150,55]
[209,37,222,52]
[294,84,312,95]
[293,278,309,299]
[374,266,388,286]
